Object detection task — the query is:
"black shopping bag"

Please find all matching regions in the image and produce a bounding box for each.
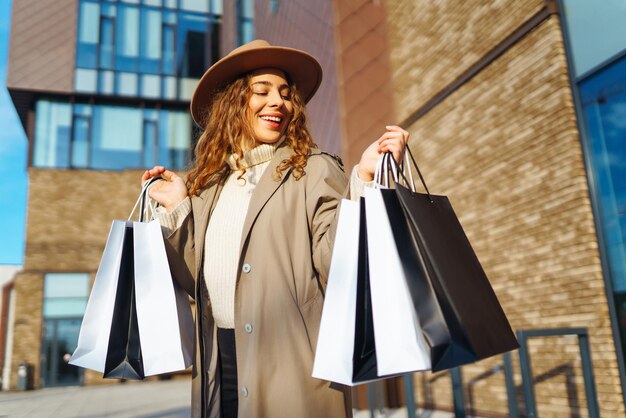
[352,198,378,383]
[388,150,518,371]
[103,221,145,379]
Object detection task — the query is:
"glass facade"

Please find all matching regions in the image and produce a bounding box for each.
[578,55,626,353]
[34,100,192,170]
[76,0,222,100]
[561,0,626,77]
[561,0,626,392]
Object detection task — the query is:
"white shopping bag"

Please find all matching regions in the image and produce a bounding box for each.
[70,177,194,378]
[364,185,431,376]
[312,199,360,385]
[134,220,194,376]
[69,220,127,373]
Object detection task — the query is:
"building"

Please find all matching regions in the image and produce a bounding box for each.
[6,0,626,416]
[330,0,626,416]
[5,0,340,390]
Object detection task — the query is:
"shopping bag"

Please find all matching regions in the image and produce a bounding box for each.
[314,156,431,385]
[388,149,519,371]
[364,186,431,376]
[312,199,360,385]
[70,178,194,379]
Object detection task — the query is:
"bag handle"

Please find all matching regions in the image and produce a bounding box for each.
[377,146,433,202]
[128,176,162,222]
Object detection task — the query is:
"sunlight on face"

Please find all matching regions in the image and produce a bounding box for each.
[247,68,294,145]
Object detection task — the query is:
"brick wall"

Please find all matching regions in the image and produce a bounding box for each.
[384,0,545,122]
[378,1,624,415]
[10,272,43,389]
[23,169,144,272]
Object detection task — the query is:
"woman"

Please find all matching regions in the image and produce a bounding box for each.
[142,40,409,418]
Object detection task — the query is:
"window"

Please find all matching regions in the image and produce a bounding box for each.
[139,8,162,73]
[77,1,100,68]
[75,0,222,100]
[560,0,626,394]
[115,4,140,72]
[91,105,143,169]
[43,274,90,319]
[34,101,72,168]
[237,0,254,45]
[561,0,626,77]
[34,99,192,170]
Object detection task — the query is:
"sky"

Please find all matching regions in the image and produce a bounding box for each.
[0,0,28,266]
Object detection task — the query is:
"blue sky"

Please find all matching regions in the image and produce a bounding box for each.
[0,0,28,266]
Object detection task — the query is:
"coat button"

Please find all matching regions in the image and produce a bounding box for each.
[244,323,253,334]
[242,263,251,273]
[241,386,248,397]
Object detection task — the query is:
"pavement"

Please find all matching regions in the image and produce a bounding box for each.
[0,379,458,418]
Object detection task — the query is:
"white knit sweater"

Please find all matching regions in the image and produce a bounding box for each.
[157,147,370,329]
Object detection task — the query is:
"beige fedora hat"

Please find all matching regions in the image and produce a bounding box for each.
[190,39,323,129]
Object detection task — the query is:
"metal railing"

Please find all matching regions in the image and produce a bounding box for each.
[364,327,599,418]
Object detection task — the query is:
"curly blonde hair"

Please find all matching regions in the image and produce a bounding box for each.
[186,73,317,196]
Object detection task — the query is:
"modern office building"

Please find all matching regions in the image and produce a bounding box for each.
[6,0,626,416]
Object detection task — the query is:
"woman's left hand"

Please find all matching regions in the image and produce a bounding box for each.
[357,125,410,181]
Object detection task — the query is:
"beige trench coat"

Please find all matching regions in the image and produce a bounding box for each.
[163,145,353,418]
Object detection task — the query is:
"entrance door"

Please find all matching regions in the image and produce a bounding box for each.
[40,318,83,387]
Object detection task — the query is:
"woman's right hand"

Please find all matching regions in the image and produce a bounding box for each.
[141,166,189,212]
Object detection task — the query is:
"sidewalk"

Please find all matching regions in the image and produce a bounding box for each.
[0,379,191,418]
[0,379,458,418]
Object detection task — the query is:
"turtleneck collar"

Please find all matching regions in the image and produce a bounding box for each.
[226,136,286,171]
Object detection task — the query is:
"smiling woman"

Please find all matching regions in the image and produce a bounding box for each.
[140,39,409,418]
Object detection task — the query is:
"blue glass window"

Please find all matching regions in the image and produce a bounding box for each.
[562,0,626,77]
[91,105,143,169]
[77,1,100,68]
[141,74,161,98]
[71,105,91,169]
[162,23,176,75]
[580,56,626,294]
[139,8,162,73]
[181,0,209,13]
[75,68,98,92]
[43,274,90,319]
[75,0,222,99]
[35,100,192,169]
[100,16,115,69]
[34,101,72,168]
[117,72,139,95]
[562,0,626,384]
[99,70,115,94]
[237,0,254,45]
[211,0,222,14]
[178,12,210,78]
[115,5,140,72]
